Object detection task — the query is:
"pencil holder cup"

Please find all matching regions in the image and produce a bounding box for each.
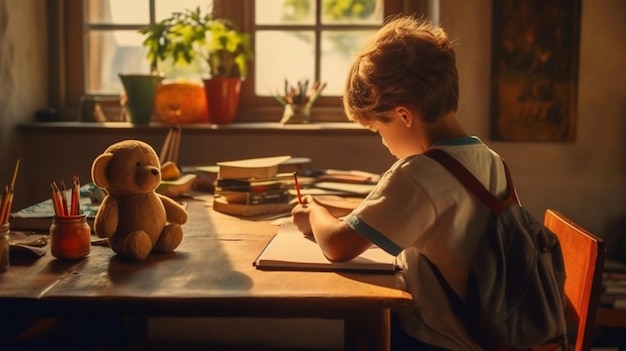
[0,223,9,271]
[49,214,91,260]
[280,103,311,124]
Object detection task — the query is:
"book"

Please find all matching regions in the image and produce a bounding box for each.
[217,172,295,187]
[599,259,626,309]
[253,222,398,272]
[10,197,98,232]
[277,157,311,173]
[157,173,198,197]
[195,157,310,180]
[605,258,626,274]
[217,155,291,179]
[301,169,381,184]
[312,195,363,210]
[212,196,295,217]
[216,180,287,193]
[190,165,219,192]
[313,182,376,197]
[216,188,290,205]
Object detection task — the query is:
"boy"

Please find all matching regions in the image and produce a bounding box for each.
[291,15,508,350]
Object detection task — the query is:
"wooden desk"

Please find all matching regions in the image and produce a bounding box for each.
[0,195,412,350]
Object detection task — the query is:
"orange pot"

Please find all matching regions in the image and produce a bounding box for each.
[154,81,209,124]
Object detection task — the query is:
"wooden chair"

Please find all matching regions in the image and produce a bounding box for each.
[544,209,606,351]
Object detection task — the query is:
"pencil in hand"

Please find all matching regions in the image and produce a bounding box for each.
[293,172,304,205]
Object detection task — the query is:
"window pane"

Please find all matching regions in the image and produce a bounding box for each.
[85,0,149,24]
[85,0,214,23]
[255,31,316,96]
[155,0,214,22]
[321,30,374,95]
[256,0,316,25]
[85,30,148,94]
[321,0,383,24]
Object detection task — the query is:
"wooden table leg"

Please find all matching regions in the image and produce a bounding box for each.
[344,308,390,351]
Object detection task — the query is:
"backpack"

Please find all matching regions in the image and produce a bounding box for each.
[424,149,568,350]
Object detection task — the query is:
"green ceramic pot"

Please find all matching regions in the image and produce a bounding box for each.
[119,73,164,124]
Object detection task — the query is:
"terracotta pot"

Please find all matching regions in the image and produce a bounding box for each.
[203,77,242,124]
[154,81,209,124]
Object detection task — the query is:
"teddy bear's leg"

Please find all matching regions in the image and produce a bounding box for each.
[153,224,183,253]
[111,230,153,260]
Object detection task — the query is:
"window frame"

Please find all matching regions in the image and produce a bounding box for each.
[48,0,428,122]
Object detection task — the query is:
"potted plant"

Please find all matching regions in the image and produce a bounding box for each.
[118,31,164,124]
[140,7,253,124]
[138,9,208,125]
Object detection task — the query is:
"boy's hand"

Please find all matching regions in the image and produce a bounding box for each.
[291,195,356,235]
[291,196,314,235]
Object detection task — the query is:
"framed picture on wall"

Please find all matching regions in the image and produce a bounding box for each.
[490,0,581,142]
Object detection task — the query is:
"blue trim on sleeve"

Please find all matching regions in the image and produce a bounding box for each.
[432,136,482,146]
[344,214,403,256]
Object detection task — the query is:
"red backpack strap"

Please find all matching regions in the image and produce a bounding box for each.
[424,148,518,213]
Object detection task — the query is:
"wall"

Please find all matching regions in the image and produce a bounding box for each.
[17,124,395,209]
[0,0,47,209]
[443,0,626,258]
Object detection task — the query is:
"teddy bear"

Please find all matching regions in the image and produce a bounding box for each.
[91,139,188,260]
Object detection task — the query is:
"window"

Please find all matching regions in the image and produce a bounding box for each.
[51,0,428,122]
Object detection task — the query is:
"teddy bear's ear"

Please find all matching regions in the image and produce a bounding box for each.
[91,152,114,188]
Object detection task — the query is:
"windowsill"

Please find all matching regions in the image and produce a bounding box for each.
[17,121,369,135]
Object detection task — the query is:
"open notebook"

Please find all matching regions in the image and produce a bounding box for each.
[254,222,398,272]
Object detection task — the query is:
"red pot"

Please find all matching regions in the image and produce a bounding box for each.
[203,77,242,124]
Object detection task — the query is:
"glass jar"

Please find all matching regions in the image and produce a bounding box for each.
[280,103,311,124]
[0,223,9,271]
[49,214,91,259]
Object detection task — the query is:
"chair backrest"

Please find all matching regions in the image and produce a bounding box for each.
[543,209,606,351]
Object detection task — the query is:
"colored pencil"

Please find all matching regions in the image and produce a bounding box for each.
[0,159,19,224]
[293,172,303,205]
[60,180,68,217]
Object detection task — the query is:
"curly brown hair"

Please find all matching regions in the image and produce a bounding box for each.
[343,15,459,125]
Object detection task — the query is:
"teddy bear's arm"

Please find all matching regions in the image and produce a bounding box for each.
[159,194,188,225]
[94,196,119,238]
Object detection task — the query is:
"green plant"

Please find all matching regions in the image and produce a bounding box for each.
[140,7,253,79]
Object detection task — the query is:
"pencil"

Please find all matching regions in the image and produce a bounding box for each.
[50,183,62,216]
[70,176,77,216]
[0,186,9,225]
[73,175,81,215]
[60,180,69,216]
[1,158,20,223]
[293,172,303,205]
[51,182,64,216]
[9,159,19,189]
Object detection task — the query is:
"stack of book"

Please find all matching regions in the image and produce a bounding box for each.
[600,259,626,309]
[212,156,297,217]
[194,156,311,193]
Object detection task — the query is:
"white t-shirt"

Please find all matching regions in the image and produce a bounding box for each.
[344,137,508,351]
